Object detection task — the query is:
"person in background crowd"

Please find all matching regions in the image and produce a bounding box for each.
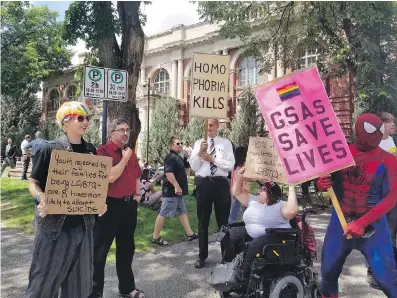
[365,111,397,289]
[183,140,193,177]
[1,138,17,177]
[228,146,248,224]
[140,168,163,209]
[24,101,106,298]
[20,134,31,180]
[151,136,198,245]
[25,131,46,168]
[90,119,144,298]
[190,119,235,268]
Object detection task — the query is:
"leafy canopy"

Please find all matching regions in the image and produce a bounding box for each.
[198,1,397,115]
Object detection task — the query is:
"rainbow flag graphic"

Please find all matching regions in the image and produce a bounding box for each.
[276,82,301,101]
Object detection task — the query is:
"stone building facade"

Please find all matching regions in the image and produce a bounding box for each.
[41,21,354,157]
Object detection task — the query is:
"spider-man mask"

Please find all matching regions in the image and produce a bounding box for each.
[355,113,384,151]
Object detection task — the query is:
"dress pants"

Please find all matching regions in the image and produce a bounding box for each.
[21,155,30,178]
[196,176,231,261]
[24,225,93,298]
[90,198,138,297]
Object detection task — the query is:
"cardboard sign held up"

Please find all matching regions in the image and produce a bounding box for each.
[244,137,288,184]
[45,150,112,214]
[190,53,230,119]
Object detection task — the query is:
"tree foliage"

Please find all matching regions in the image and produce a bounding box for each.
[141,97,181,164]
[1,95,41,154]
[63,1,146,145]
[229,88,264,147]
[182,117,205,145]
[1,2,71,97]
[198,1,397,115]
[1,2,71,154]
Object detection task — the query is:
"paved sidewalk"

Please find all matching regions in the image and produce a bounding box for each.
[1,211,385,298]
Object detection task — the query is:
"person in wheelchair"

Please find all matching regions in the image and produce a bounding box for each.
[222,166,298,282]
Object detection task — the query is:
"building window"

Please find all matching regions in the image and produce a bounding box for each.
[239,57,260,86]
[93,98,102,106]
[154,69,170,94]
[298,47,318,69]
[67,85,77,101]
[49,89,59,111]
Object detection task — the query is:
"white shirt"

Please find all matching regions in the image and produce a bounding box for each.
[379,136,396,152]
[21,140,30,154]
[243,196,291,238]
[189,136,235,177]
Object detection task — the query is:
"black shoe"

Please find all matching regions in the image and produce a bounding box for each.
[366,270,381,290]
[194,258,205,268]
[187,232,199,241]
[21,177,28,180]
[7,173,10,177]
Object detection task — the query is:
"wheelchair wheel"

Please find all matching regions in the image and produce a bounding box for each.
[269,275,304,298]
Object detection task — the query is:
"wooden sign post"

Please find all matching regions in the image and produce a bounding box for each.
[45,150,112,214]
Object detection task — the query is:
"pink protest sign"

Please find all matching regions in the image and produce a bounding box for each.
[255,66,355,184]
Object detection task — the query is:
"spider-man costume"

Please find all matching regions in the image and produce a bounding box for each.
[317,113,397,298]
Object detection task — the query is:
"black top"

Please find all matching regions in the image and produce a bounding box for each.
[31,138,96,229]
[162,150,188,197]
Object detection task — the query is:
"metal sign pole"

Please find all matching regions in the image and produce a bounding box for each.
[102,100,108,145]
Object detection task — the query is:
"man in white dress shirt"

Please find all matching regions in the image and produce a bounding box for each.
[189,118,235,268]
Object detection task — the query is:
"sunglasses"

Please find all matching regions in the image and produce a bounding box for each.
[114,128,131,134]
[74,115,90,122]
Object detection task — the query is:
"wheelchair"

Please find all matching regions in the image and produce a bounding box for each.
[212,209,321,298]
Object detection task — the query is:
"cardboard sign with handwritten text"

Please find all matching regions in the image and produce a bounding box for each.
[45,150,112,214]
[190,53,230,119]
[244,136,288,184]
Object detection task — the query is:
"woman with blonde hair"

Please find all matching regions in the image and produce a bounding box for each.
[24,101,106,298]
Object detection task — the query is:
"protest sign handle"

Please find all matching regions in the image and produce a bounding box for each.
[204,119,208,139]
[327,187,352,239]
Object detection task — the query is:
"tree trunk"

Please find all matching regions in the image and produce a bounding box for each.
[106,1,145,147]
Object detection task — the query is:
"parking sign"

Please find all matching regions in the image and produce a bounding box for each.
[84,66,105,98]
[106,69,128,101]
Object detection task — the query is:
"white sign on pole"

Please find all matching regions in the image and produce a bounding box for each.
[83,66,105,98]
[106,68,128,101]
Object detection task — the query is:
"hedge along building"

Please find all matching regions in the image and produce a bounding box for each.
[41,21,354,158]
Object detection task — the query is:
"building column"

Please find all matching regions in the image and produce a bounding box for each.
[140,67,146,84]
[171,60,178,98]
[177,59,183,100]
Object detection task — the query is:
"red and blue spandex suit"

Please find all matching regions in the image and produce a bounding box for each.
[317,114,397,298]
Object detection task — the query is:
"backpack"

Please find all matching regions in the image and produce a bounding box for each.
[295,214,317,265]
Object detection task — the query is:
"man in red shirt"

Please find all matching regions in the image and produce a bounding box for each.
[89,119,144,298]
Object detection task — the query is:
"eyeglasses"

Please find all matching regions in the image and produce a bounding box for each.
[74,115,90,122]
[113,128,131,134]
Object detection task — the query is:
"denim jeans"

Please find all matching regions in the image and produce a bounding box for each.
[228,196,246,224]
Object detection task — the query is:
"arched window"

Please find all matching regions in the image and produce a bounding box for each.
[67,85,77,101]
[239,57,260,86]
[154,69,170,94]
[49,89,59,111]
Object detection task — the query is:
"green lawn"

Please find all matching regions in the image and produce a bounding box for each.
[0,177,221,261]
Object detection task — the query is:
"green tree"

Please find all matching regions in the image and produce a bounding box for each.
[229,88,263,147]
[41,119,63,141]
[1,95,41,154]
[182,117,205,145]
[1,2,71,152]
[141,97,181,164]
[63,1,146,145]
[197,1,397,115]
